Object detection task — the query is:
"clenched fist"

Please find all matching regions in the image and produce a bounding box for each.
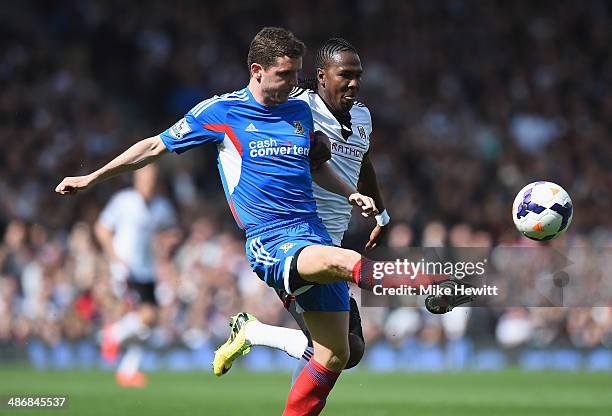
[55,175,93,195]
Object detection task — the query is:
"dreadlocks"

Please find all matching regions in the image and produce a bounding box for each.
[298,38,359,91]
[314,38,358,70]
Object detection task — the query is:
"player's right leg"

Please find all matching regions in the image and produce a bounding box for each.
[293,244,438,290]
[212,311,309,376]
[213,288,312,376]
[213,292,364,377]
[293,245,474,312]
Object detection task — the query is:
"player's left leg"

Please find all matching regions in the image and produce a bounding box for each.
[115,344,147,388]
[102,282,157,361]
[281,272,351,415]
[283,310,348,416]
[281,290,364,373]
[114,302,157,387]
[289,294,364,390]
[107,282,158,387]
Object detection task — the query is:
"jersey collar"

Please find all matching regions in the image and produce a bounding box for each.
[316,92,353,141]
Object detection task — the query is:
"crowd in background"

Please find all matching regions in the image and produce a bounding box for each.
[0,0,611,370]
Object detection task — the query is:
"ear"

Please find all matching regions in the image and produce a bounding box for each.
[251,63,264,81]
[317,68,325,88]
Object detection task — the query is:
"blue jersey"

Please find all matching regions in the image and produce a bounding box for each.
[160,87,318,230]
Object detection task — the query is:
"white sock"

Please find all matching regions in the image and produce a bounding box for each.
[244,321,308,359]
[117,344,143,375]
[291,346,313,385]
[110,312,146,344]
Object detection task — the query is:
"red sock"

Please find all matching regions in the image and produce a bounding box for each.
[352,258,447,290]
[283,358,340,416]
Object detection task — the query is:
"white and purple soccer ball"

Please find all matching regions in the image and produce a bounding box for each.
[512,181,573,241]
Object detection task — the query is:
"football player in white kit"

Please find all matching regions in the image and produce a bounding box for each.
[95,164,178,387]
[213,38,390,378]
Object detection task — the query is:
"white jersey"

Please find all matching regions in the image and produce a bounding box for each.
[99,189,176,282]
[291,88,372,245]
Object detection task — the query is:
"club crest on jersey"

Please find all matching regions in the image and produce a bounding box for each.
[358,126,368,143]
[280,242,295,253]
[293,121,305,136]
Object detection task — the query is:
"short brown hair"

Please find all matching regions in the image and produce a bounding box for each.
[247,27,306,70]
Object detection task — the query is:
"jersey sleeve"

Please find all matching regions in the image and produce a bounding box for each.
[159,98,227,154]
[365,106,373,137]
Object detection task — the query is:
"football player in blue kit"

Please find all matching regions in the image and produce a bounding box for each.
[213,38,387,384]
[55,27,456,415]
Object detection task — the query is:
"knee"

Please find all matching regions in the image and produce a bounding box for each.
[345,333,365,369]
[327,344,350,371]
[321,249,360,277]
[316,342,350,372]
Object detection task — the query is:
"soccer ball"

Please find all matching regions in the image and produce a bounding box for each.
[512,181,573,241]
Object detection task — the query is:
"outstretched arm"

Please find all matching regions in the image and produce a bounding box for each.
[55,135,168,195]
[358,153,390,250]
[312,161,378,217]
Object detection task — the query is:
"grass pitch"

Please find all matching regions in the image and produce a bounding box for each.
[1,368,611,415]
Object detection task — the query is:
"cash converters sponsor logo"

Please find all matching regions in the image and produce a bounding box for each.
[249,138,310,158]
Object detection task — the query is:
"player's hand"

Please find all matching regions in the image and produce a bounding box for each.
[365,223,390,251]
[348,193,378,217]
[55,175,93,195]
[309,131,331,171]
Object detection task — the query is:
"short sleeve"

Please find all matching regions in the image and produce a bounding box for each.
[160,98,227,154]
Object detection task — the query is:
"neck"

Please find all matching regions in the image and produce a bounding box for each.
[137,190,153,203]
[248,79,275,106]
[318,91,348,119]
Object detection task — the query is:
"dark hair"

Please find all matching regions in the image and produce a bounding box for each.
[298,77,318,90]
[314,37,358,70]
[247,27,306,70]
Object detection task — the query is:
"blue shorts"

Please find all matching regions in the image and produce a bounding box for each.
[245,214,349,312]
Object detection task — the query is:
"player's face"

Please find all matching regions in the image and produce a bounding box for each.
[318,51,362,114]
[258,56,301,105]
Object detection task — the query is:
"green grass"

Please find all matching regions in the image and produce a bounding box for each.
[1,368,611,415]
